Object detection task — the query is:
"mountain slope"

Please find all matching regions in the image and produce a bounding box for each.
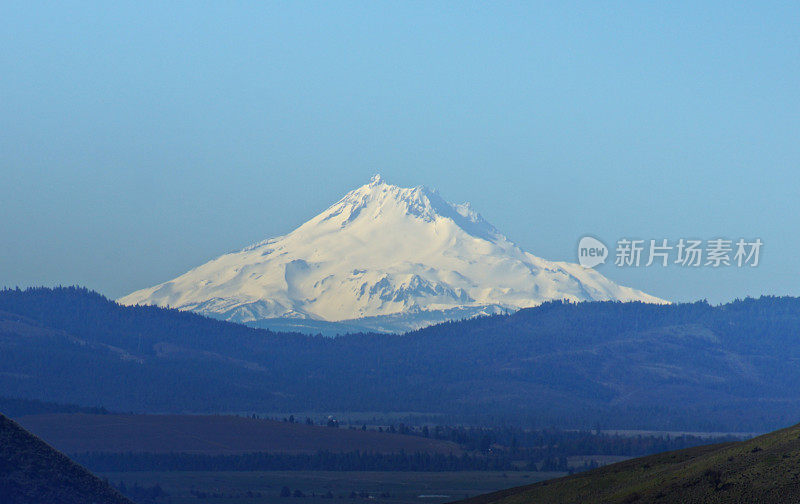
[456,421,800,504]
[0,413,132,504]
[118,175,663,331]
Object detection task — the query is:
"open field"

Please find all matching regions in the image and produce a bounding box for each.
[16,413,461,455]
[100,470,565,504]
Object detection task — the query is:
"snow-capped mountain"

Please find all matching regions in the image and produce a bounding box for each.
[118,175,665,333]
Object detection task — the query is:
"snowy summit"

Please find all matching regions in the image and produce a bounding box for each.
[118,176,665,332]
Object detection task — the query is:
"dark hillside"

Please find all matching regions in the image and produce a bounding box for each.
[0,413,132,504]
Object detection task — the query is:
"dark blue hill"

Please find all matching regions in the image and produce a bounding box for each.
[2,287,800,431]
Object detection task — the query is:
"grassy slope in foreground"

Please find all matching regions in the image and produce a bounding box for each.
[0,413,132,504]
[456,422,800,504]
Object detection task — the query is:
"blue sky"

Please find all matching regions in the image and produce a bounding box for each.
[1,1,798,303]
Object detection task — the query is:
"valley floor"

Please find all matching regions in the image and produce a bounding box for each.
[99,470,566,504]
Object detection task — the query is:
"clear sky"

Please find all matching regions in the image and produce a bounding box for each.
[1,1,798,303]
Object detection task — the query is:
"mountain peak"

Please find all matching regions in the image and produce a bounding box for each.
[320,177,456,233]
[119,179,665,331]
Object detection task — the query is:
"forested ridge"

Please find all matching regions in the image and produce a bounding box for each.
[2,287,800,431]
